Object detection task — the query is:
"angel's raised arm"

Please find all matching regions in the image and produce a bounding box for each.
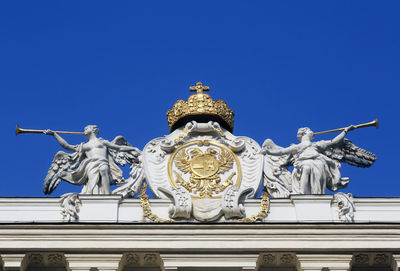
[104,140,140,153]
[46,131,77,152]
[261,139,299,156]
[266,144,298,156]
[317,125,355,149]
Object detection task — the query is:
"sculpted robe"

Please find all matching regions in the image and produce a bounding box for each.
[292,142,349,194]
[44,142,123,195]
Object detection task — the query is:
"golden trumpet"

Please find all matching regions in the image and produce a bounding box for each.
[15,125,84,136]
[313,118,379,135]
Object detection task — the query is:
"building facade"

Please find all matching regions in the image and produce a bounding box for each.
[0,195,399,271]
[6,83,397,271]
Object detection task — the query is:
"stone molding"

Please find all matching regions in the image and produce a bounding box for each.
[0,196,400,223]
[65,254,123,271]
[160,253,258,270]
[0,252,399,270]
[296,254,352,271]
[0,224,399,252]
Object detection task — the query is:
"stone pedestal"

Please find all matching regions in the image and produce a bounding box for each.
[297,254,352,271]
[65,254,122,271]
[78,195,122,222]
[291,195,333,221]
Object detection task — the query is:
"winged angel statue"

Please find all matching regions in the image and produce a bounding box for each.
[260,125,377,197]
[43,125,145,197]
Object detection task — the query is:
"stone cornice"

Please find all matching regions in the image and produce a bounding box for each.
[0,223,399,252]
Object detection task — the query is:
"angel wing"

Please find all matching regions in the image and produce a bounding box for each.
[217,149,234,174]
[174,149,191,173]
[109,136,140,166]
[323,138,376,168]
[109,136,146,197]
[261,139,294,198]
[112,161,145,198]
[43,151,83,195]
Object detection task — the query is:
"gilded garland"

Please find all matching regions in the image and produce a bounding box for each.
[237,192,270,222]
[139,183,172,223]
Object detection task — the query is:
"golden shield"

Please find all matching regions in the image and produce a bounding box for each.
[168,140,242,198]
[190,154,219,178]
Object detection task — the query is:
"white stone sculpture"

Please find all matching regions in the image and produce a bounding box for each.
[60,193,81,221]
[222,185,252,220]
[43,125,144,196]
[261,125,376,197]
[159,186,192,219]
[142,121,264,221]
[334,192,355,222]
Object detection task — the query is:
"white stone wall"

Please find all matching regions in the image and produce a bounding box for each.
[0,196,400,270]
[0,195,399,223]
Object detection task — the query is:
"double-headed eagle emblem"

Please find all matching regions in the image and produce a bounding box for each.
[173,146,236,198]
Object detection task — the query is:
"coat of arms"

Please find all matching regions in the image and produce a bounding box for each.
[169,140,241,198]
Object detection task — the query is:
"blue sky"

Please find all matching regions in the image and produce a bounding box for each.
[0,1,398,197]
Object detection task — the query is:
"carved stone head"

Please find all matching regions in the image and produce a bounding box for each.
[297,127,314,142]
[84,125,99,138]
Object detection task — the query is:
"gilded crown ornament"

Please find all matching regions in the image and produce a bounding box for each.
[167,82,235,132]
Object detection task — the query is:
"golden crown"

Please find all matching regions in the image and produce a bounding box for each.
[167,82,235,132]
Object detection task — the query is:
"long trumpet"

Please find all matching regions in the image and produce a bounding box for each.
[313,118,379,135]
[15,125,84,136]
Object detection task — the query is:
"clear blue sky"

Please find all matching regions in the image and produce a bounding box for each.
[0,1,398,197]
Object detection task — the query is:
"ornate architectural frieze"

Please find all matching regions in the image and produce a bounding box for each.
[352,253,393,268]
